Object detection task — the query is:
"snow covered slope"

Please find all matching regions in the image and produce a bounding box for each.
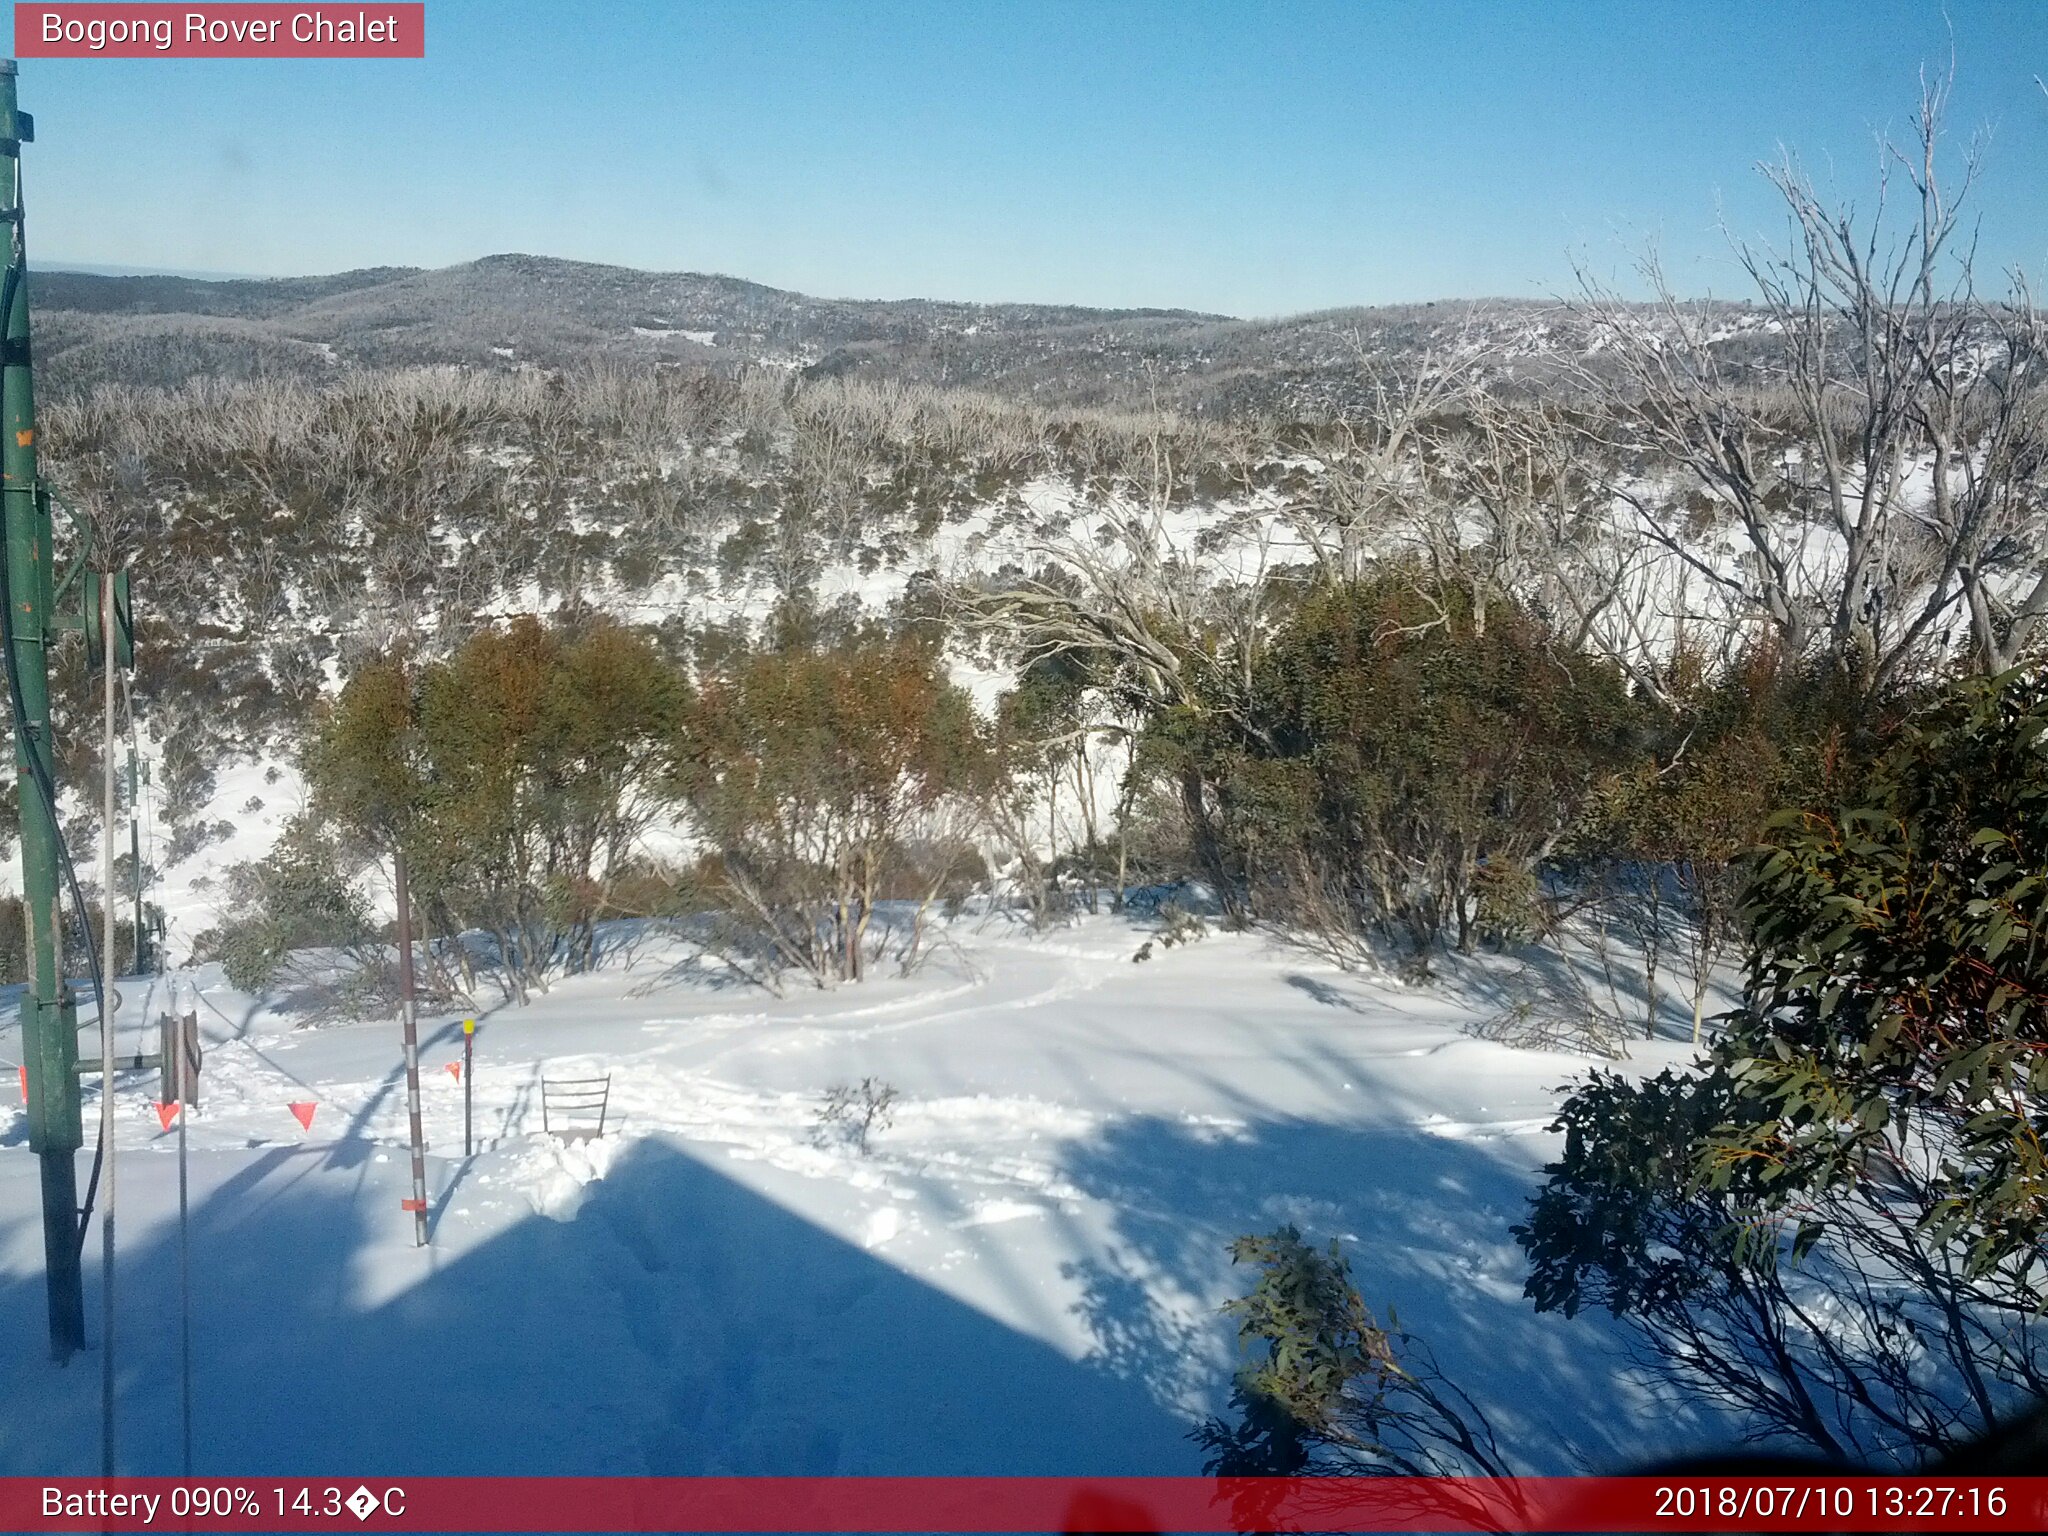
[1,914,1726,1477]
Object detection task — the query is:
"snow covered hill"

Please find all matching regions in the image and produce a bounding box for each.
[32,254,1789,413]
[1,913,1726,1477]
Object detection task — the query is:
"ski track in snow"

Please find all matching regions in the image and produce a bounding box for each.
[0,916,1721,1477]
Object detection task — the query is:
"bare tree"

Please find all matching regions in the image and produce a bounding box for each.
[1570,67,2045,696]
[1275,324,1487,582]
[954,406,1288,913]
[1411,393,1707,704]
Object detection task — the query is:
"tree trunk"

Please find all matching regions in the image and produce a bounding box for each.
[1644,877,1662,1040]
[1179,766,1243,923]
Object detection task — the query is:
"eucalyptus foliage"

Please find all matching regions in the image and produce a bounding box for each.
[1517,668,2048,1464]
[1194,1226,1511,1480]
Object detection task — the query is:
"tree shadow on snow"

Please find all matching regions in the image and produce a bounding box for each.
[1051,1115,1733,1474]
[1281,974,1373,1014]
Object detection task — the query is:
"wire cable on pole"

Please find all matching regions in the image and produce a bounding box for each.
[178,1067,191,1473]
[113,662,182,1466]
[0,246,113,1257]
[0,201,118,1468]
[98,569,119,1475]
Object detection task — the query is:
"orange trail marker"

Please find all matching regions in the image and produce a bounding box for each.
[156,1103,180,1132]
[400,1198,425,1213]
[16,1065,24,1102]
[288,1102,317,1132]
[445,1062,461,1082]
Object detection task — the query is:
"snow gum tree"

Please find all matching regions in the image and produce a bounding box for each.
[411,615,684,990]
[304,616,686,1004]
[1517,666,2048,1464]
[1156,571,1646,959]
[987,644,1153,923]
[670,627,992,990]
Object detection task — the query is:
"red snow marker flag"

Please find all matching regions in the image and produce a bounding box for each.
[446,1061,461,1081]
[156,1102,180,1132]
[288,1101,317,1131]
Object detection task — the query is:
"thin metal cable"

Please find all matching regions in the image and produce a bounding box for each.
[116,584,185,1473]
[98,571,116,1476]
[0,188,112,1255]
[174,973,192,1475]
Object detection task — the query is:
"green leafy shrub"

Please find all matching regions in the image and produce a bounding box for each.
[1159,572,1646,957]
[1193,1226,1511,1479]
[671,628,991,989]
[196,822,376,995]
[305,616,686,1003]
[1517,667,2048,1465]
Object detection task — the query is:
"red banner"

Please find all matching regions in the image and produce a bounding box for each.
[13,5,425,59]
[1,1476,2044,1532]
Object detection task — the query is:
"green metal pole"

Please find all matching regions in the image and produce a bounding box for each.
[1,59,85,1361]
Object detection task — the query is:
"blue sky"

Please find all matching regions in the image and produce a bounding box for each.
[9,0,2047,316]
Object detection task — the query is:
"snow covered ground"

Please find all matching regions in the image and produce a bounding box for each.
[0,913,1727,1478]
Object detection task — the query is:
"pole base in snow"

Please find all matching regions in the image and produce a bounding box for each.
[38,1149,84,1360]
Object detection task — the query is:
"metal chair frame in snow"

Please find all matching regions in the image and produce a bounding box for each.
[540,1072,612,1143]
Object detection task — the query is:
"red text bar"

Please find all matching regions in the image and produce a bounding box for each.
[14,5,425,59]
[3,1476,2046,1532]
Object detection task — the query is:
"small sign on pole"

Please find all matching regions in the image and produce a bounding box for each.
[159,1011,201,1107]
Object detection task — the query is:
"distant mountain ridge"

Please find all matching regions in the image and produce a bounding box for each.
[27,252,1770,414]
[34,264,426,317]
